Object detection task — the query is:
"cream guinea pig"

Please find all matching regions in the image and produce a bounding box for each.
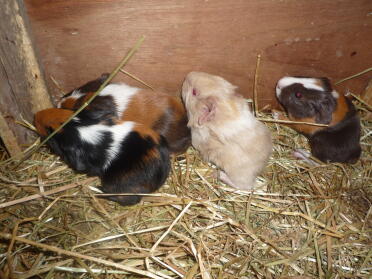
[182,71,272,190]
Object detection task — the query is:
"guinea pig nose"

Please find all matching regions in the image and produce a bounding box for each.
[192,89,197,96]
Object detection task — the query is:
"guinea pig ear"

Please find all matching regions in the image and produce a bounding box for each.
[320,77,333,92]
[198,96,217,125]
[313,94,336,124]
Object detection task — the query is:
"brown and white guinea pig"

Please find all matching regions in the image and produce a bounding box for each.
[34,108,170,206]
[275,76,361,164]
[58,74,191,154]
[182,71,272,190]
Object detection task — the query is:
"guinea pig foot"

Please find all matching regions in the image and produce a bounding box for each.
[218,171,238,188]
[293,149,319,166]
[102,194,142,206]
[271,110,283,120]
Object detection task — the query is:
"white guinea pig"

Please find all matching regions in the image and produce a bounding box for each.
[182,71,272,190]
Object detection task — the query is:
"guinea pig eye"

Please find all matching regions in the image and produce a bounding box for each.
[192,89,197,96]
[295,92,302,98]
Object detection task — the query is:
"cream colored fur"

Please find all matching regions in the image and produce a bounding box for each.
[182,71,272,190]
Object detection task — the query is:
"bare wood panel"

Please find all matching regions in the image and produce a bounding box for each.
[25,0,372,108]
[0,0,52,151]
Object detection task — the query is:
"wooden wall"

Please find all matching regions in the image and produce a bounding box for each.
[25,0,372,108]
[0,0,52,155]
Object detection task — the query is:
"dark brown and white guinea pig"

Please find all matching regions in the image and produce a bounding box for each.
[275,76,361,163]
[182,71,272,190]
[34,108,170,206]
[58,74,191,154]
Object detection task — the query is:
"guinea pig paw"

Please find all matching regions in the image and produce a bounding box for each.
[293,149,311,159]
[218,171,238,188]
[271,110,282,120]
[293,149,319,166]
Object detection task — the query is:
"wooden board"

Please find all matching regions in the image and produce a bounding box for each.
[25,0,372,109]
[0,0,52,153]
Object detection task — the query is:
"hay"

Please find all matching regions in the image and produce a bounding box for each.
[0,99,370,279]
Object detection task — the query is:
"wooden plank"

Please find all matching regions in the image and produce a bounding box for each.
[25,0,372,109]
[0,0,52,150]
[0,113,22,157]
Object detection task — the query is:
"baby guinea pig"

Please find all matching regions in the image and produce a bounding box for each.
[34,108,170,206]
[275,76,361,163]
[182,71,272,190]
[58,74,191,154]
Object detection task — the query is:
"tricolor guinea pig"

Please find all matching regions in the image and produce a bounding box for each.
[275,76,361,164]
[58,74,191,154]
[182,71,272,190]
[34,108,170,206]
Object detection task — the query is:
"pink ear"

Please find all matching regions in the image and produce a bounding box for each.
[198,97,216,125]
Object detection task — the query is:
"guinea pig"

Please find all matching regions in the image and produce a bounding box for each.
[275,76,361,164]
[182,71,272,190]
[58,75,191,154]
[34,108,170,206]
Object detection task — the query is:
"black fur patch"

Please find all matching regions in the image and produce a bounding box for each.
[63,73,110,98]
[45,121,111,176]
[278,83,336,124]
[74,95,118,126]
[309,98,361,163]
[100,133,170,205]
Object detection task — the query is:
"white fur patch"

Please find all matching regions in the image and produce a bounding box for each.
[99,83,139,117]
[104,121,135,168]
[78,124,108,145]
[276,77,324,97]
[77,122,135,168]
[70,89,85,98]
[331,90,339,99]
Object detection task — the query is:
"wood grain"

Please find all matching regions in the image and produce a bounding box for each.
[25,0,372,109]
[0,0,52,150]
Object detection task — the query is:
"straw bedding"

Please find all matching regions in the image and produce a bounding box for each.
[0,99,370,279]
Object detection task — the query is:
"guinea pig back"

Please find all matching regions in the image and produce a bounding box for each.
[34,107,171,206]
[276,76,361,163]
[59,76,190,154]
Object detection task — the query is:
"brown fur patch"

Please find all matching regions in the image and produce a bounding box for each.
[133,124,161,162]
[120,90,171,126]
[60,92,95,110]
[330,94,349,125]
[132,124,160,143]
[59,97,78,110]
[168,96,188,122]
[313,79,324,89]
[287,114,323,135]
[34,108,74,136]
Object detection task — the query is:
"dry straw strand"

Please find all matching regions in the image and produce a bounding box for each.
[0,232,165,279]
